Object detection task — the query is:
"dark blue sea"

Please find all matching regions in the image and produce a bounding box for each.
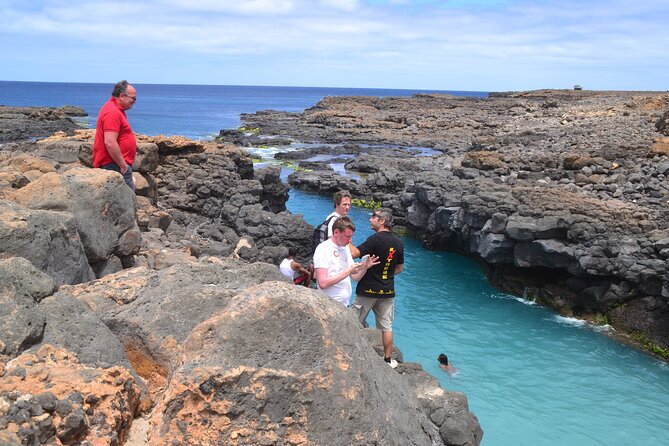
[2,81,668,445]
[0,81,487,139]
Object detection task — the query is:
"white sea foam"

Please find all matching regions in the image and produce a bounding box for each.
[492,292,538,306]
[246,145,285,159]
[592,324,615,334]
[552,315,614,334]
[552,315,587,327]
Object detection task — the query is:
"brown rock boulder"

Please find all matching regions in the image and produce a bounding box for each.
[132,143,160,173]
[563,153,602,170]
[148,281,481,446]
[0,154,56,193]
[650,137,669,156]
[461,151,508,171]
[0,169,29,192]
[0,345,141,446]
[78,141,159,173]
[0,154,56,175]
[656,110,669,135]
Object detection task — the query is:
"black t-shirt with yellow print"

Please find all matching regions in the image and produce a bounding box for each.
[355,231,404,298]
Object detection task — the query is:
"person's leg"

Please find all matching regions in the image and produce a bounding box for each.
[373,298,395,361]
[100,162,135,191]
[305,264,314,287]
[351,295,374,327]
[100,162,121,174]
[382,331,393,359]
[293,274,308,286]
[122,165,135,191]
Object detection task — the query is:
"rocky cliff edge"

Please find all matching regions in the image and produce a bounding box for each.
[0,110,482,445]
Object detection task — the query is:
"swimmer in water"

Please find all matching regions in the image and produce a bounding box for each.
[438,353,457,375]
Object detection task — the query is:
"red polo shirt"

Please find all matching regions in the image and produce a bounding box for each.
[92,97,137,168]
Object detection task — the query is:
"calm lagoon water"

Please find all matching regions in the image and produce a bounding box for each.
[2,81,668,445]
[289,189,669,446]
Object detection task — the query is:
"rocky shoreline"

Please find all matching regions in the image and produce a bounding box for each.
[236,90,669,359]
[0,107,482,445]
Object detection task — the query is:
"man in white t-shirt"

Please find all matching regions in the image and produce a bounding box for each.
[279,247,313,287]
[313,216,374,305]
[325,190,352,237]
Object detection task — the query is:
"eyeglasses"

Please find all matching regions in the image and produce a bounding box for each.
[122,93,137,101]
[371,213,381,219]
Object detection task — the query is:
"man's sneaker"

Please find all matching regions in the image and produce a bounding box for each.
[385,357,398,369]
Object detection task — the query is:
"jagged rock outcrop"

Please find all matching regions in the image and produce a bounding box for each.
[242,90,669,357]
[0,105,85,143]
[288,169,368,196]
[256,165,289,212]
[2,116,316,267]
[1,106,484,445]
[153,141,313,264]
[3,258,482,445]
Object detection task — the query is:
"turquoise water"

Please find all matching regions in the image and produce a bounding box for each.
[288,189,669,446]
[3,80,669,445]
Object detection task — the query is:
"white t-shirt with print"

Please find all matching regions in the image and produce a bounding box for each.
[313,238,354,305]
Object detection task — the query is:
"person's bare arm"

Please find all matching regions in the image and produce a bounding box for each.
[394,263,404,275]
[290,260,310,277]
[349,244,361,258]
[103,131,128,173]
[350,255,380,281]
[315,263,362,289]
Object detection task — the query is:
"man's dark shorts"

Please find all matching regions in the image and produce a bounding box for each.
[101,163,135,191]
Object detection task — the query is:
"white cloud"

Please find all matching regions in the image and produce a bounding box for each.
[160,0,296,14]
[1,0,667,90]
[319,0,360,11]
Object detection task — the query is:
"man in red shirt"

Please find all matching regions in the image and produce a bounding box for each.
[93,80,138,190]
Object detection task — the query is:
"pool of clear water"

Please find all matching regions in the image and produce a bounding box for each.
[287,188,669,446]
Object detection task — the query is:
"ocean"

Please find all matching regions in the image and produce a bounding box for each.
[0,81,487,140]
[2,81,668,445]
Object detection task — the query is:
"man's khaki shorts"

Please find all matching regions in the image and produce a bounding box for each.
[352,295,395,331]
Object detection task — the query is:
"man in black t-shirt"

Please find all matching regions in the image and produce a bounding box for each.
[352,208,404,368]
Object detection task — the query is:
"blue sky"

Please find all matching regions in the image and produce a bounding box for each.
[1,0,667,91]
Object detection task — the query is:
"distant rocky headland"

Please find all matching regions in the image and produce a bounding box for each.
[0,105,482,445]
[234,90,669,359]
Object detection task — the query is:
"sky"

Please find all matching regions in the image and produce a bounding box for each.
[1,0,667,92]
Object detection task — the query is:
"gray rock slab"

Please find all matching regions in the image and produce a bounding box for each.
[37,292,135,372]
[65,259,291,370]
[6,168,139,263]
[0,257,55,357]
[0,200,95,286]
